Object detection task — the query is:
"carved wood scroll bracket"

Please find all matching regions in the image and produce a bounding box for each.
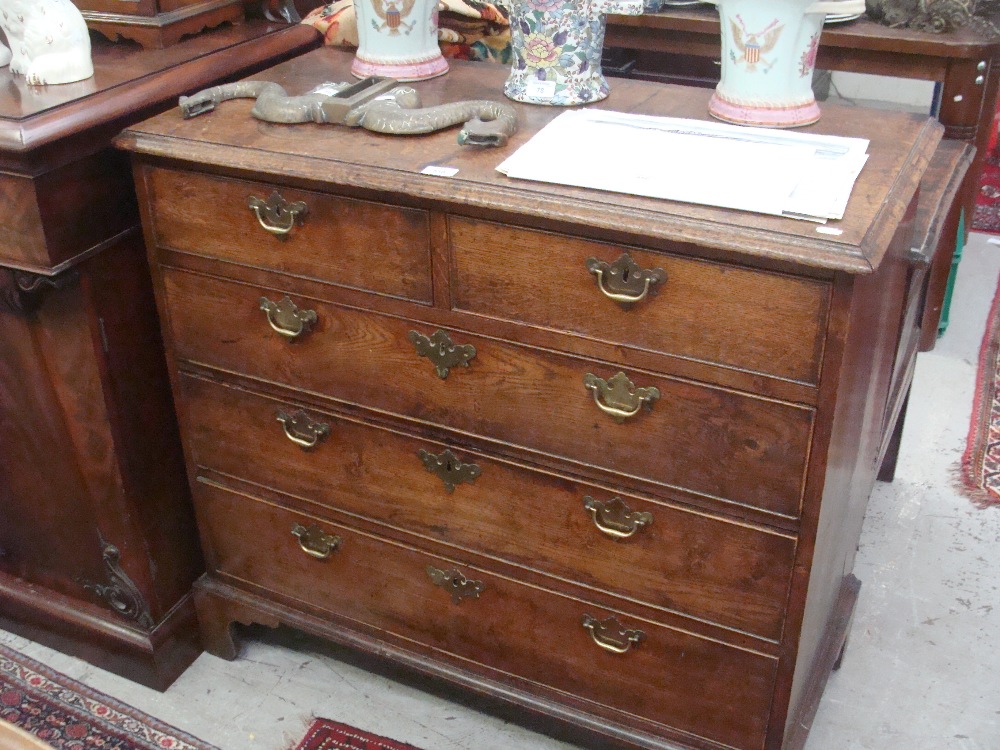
[0,268,79,316]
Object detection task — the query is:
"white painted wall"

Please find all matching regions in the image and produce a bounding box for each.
[830,71,938,113]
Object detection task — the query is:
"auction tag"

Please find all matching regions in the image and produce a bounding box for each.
[526,79,557,100]
[421,165,460,177]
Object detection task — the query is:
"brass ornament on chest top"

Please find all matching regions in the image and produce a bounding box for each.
[408,329,477,379]
[418,448,481,493]
[260,295,318,340]
[583,496,653,539]
[426,566,485,603]
[586,253,666,307]
[291,523,342,559]
[583,372,660,423]
[248,191,308,239]
[276,409,331,450]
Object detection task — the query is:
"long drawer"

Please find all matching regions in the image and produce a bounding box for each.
[180,373,797,640]
[144,168,434,303]
[196,480,778,750]
[449,217,831,384]
[161,268,814,517]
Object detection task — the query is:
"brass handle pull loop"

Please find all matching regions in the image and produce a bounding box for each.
[583,496,653,539]
[248,191,307,238]
[581,614,645,654]
[586,254,665,306]
[291,523,341,559]
[277,409,330,450]
[260,295,318,340]
[583,372,660,423]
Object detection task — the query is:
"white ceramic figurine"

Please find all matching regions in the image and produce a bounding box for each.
[0,0,94,85]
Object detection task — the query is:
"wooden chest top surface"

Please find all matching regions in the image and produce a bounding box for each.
[117,47,941,274]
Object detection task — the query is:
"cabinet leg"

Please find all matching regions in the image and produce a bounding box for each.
[193,586,241,660]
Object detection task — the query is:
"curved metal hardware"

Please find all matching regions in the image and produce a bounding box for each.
[427,565,485,603]
[586,253,665,306]
[583,496,653,539]
[78,534,154,629]
[291,523,341,559]
[259,295,318,340]
[277,409,331,450]
[583,372,660,423]
[418,448,481,493]
[581,614,645,654]
[408,329,476,379]
[248,191,308,238]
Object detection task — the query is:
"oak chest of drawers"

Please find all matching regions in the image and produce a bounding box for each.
[118,48,945,748]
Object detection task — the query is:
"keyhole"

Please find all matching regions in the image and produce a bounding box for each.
[622,266,631,283]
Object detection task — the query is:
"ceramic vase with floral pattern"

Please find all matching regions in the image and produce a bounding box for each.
[352,0,449,81]
[703,0,864,127]
[504,0,643,106]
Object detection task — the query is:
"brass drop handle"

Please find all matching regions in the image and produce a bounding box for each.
[248,191,307,238]
[581,614,645,654]
[583,372,660,423]
[260,295,318,340]
[583,496,653,539]
[277,409,330,450]
[291,523,341,559]
[586,254,665,306]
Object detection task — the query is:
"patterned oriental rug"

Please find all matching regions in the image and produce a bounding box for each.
[0,642,217,750]
[294,719,425,750]
[960,278,1000,508]
[973,99,1000,235]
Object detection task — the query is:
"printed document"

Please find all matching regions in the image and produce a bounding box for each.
[495,110,870,222]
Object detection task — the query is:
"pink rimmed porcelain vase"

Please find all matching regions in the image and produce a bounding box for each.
[704,0,865,127]
[352,0,448,81]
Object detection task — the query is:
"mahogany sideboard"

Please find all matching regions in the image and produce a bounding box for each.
[0,21,319,690]
[119,48,947,748]
[606,8,1000,351]
[72,0,247,49]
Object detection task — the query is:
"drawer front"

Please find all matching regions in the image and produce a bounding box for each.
[180,374,797,640]
[145,168,433,303]
[198,482,777,750]
[450,217,831,384]
[163,269,814,516]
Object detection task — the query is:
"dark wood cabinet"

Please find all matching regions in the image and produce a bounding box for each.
[120,48,950,745]
[72,0,247,48]
[0,21,320,690]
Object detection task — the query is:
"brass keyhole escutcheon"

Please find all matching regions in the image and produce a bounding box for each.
[586,253,665,307]
[408,329,476,379]
[418,448,481,493]
[427,566,484,603]
[248,191,308,239]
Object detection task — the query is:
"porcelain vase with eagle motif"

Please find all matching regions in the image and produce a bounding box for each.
[504,0,643,106]
[703,0,864,127]
[352,0,448,80]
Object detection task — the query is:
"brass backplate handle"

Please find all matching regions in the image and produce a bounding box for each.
[408,329,477,379]
[583,496,653,539]
[581,614,645,654]
[427,565,484,603]
[586,253,665,306]
[277,409,331,450]
[418,448,481,493]
[248,191,307,238]
[583,372,660,423]
[291,523,341,559]
[260,295,318,340]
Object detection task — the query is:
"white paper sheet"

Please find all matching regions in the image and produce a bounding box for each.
[496,110,870,222]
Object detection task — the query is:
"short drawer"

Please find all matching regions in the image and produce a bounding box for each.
[143,167,433,303]
[162,269,814,516]
[450,217,831,384]
[180,374,797,640]
[197,482,778,750]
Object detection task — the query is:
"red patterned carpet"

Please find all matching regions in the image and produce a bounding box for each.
[0,642,216,750]
[960,278,1000,507]
[973,102,1000,235]
[294,718,424,750]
